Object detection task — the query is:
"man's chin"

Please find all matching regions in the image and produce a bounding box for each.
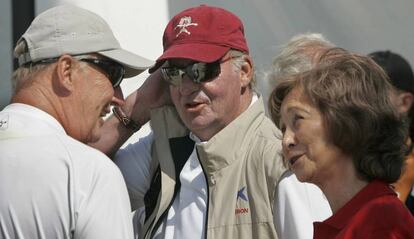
[85,127,102,144]
[87,135,100,144]
[86,120,105,143]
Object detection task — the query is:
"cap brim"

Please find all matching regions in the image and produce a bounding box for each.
[148,43,230,73]
[99,49,154,78]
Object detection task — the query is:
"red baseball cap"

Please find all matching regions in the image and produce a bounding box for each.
[149,5,249,73]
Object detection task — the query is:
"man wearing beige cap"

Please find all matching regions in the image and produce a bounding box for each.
[93,5,285,239]
[0,5,153,239]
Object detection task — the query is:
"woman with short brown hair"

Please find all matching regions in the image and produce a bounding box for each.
[269,48,414,238]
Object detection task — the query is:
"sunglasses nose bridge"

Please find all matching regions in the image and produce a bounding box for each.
[179,74,201,95]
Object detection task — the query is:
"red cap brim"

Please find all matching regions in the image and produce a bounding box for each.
[149,43,230,73]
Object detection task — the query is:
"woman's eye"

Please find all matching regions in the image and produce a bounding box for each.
[293,114,303,127]
[280,125,286,134]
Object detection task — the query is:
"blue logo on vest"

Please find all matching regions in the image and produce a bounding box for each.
[237,186,248,202]
[235,186,249,215]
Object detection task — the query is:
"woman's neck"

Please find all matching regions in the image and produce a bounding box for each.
[318,160,368,213]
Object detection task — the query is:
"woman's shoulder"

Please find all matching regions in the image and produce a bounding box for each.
[351,194,414,232]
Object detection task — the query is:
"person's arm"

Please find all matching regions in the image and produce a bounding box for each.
[90,69,171,156]
[114,132,154,210]
[273,172,332,239]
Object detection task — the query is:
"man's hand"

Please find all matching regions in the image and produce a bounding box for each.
[90,68,172,157]
[123,68,172,126]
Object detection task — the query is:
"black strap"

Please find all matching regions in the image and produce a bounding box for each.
[144,135,195,222]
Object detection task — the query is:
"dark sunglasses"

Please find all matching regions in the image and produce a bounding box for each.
[161,60,221,86]
[78,58,125,88]
[29,56,125,88]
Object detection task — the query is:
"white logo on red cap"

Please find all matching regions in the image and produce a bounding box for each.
[174,16,198,37]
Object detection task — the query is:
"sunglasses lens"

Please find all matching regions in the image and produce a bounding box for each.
[80,58,125,88]
[108,64,125,87]
[161,61,221,86]
[161,67,183,86]
[187,63,205,83]
[204,61,221,80]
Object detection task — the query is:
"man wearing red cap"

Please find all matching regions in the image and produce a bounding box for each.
[93,5,285,239]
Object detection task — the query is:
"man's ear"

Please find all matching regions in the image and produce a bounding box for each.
[239,55,253,88]
[54,54,76,92]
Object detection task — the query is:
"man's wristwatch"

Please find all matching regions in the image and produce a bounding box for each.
[112,106,141,132]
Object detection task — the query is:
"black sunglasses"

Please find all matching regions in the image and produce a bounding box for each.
[28,56,125,88]
[161,52,245,86]
[161,60,221,86]
[78,58,125,88]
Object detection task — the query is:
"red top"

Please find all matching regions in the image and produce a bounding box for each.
[313,180,414,239]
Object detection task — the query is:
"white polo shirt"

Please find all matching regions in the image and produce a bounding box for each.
[0,103,133,239]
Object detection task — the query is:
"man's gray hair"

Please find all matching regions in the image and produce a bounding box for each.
[260,33,333,112]
[11,40,50,93]
[229,49,256,90]
[269,33,334,85]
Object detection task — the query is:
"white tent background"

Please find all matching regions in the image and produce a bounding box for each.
[1,0,414,146]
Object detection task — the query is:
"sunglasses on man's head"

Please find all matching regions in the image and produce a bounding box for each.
[78,58,125,88]
[161,60,221,86]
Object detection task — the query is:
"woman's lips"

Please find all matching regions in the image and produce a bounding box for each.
[289,155,302,166]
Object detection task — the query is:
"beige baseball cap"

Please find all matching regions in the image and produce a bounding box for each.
[16,5,154,78]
